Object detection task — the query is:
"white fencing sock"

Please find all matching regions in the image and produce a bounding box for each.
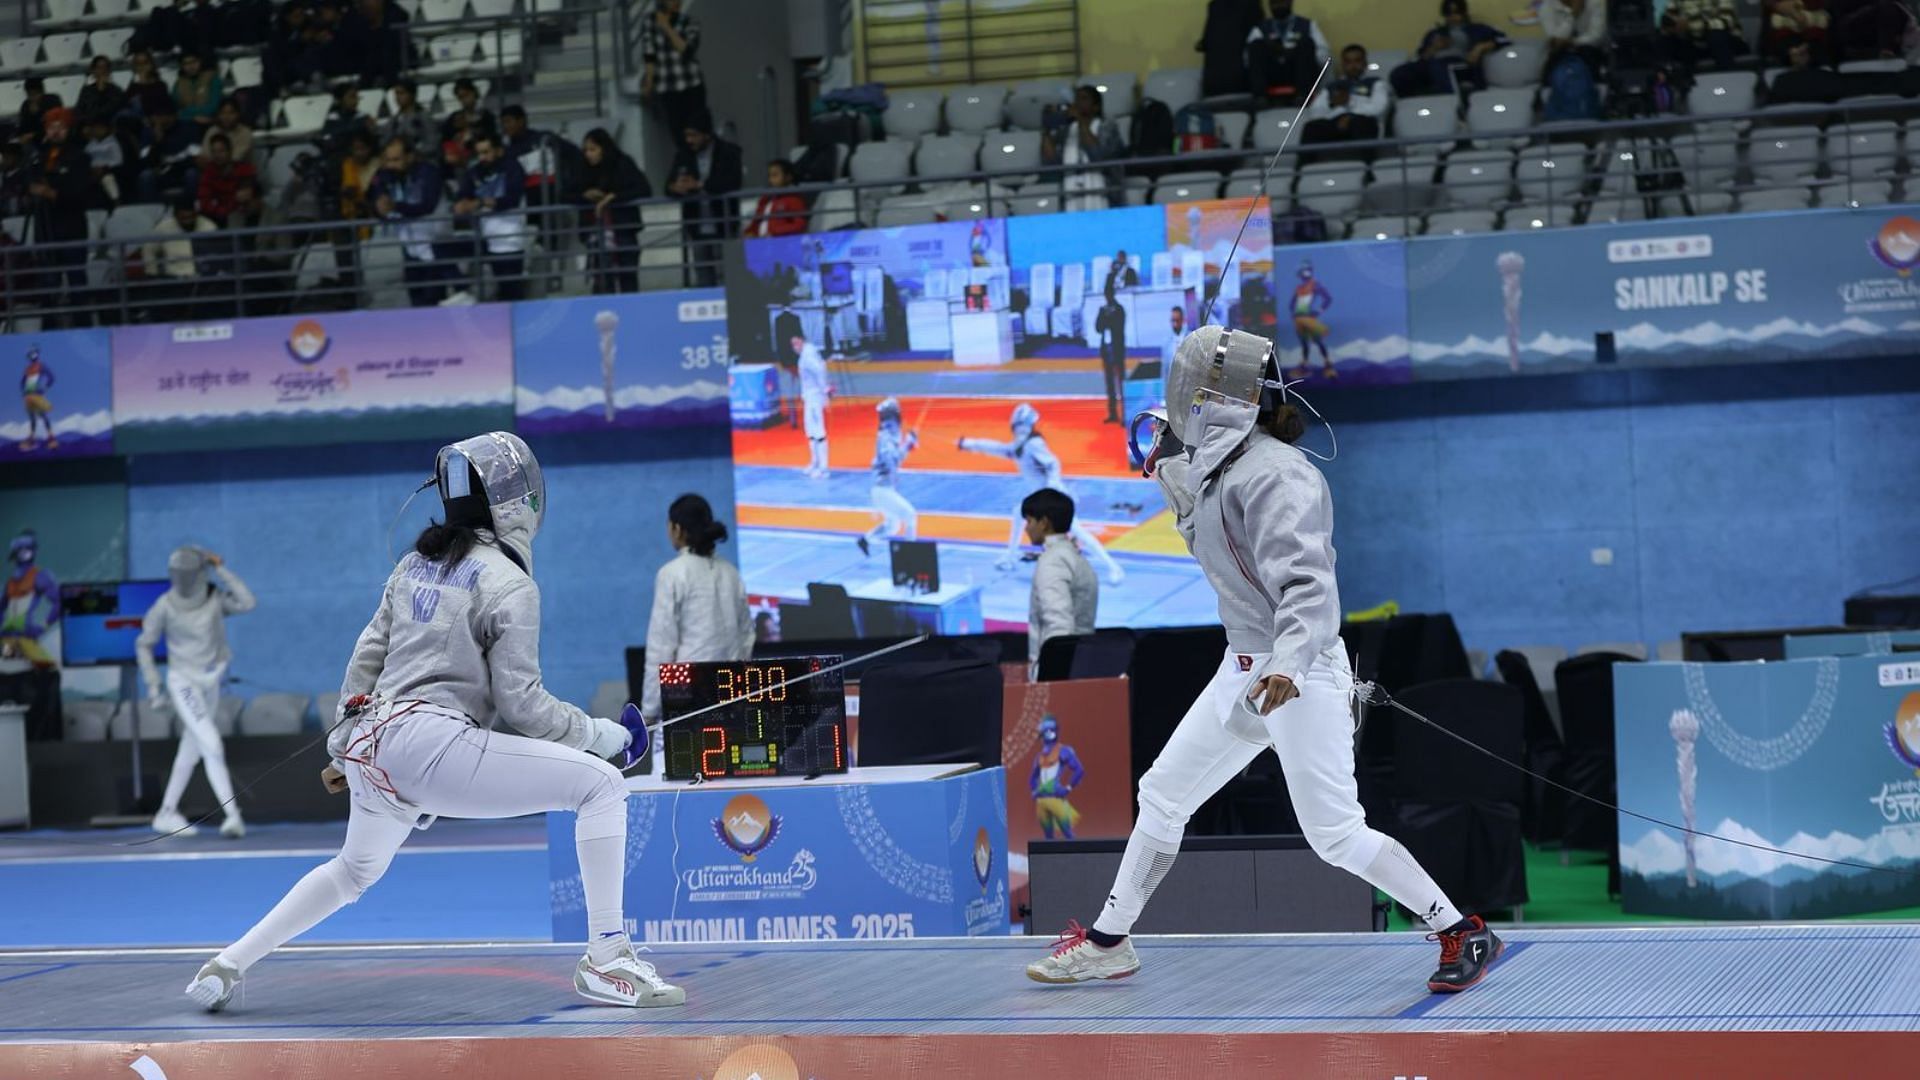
[1362,839,1463,931]
[576,788,630,964]
[217,860,357,973]
[1091,826,1181,939]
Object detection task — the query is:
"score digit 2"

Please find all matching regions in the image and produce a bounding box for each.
[701,726,728,777]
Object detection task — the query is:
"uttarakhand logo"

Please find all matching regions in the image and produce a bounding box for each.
[1885,691,1920,774]
[285,319,331,364]
[714,793,782,863]
[972,827,993,892]
[711,1044,800,1080]
[1867,216,1920,276]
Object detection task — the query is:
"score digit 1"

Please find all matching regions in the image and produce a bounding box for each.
[701,726,728,777]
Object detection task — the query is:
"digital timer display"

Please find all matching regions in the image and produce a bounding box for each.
[659,657,848,781]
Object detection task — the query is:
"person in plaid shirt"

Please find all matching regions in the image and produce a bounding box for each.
[642,0,708,149]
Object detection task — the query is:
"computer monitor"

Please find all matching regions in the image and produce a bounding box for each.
[60,580,169,667]
[890,539,939,594]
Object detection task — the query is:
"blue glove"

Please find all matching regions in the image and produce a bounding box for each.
[618,702,651,769]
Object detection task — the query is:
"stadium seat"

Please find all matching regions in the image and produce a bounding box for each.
[876,195,942,227]
[915,133,981,179]
[1747,125,1822,184]
[982,130,1042,182]
[228,54,263,90]
[1081,72,1135,118]
[240,693,310,736]
[1006,78,1070,130]
[420,0,467,21]
[471,0,515,16]
[420,33,480,78]
[1425,209,1499,236]
[1350,214,1410,239]
[1294,160,1365,217]
[939,184,999,220]
[1141,67,1202,116]
[1364,48,1407,79]
[0,81,24,119]
[37,0,87,27]
[1466,87,1535,148]
[38,31,87,69]
[1249,107,1301,150]
[1584,196,1647,223]
[1738,187,1812,212]
[1670,122,1740,187]
[1122,175,1151,206]
[1223,163,1294,199]
[1817,179,1895,208]
[1484,40,1545,89]
[88,26,134,59]
[847,140,914,191]
[1440,148,1513,207]
[1213,110,1251,149]
[1831,121,1903,178]
[103,202,163,242]
[1392,94,1459,146]
[1675,190,1736,216]
[277,93,333,139]
[4,39,42,76]
[1007,191,1061,216]
[475,28,525,71]
[883,87,944,139]
[1514,143,1587,203]
[1687,71,1757,117]
[63,700,111,742]
[1151,171,1222,204]
[45,73,83,106]
[1838,58,1909,74]
[1501,203,1576,230]
[945,84,1008,134]
[81,0,132,24]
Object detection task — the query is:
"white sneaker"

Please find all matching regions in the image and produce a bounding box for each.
[574,937,686,1007]
[151,810,199,837]
[219,816,246,840]
[1025,921,1141,984]
[184,957,240,1012]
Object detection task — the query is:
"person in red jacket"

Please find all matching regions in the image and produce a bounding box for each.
[743,158,807,238]
[194,133,255,226]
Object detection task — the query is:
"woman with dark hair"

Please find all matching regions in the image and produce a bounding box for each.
[1030,327,1501,996]
[186,433,683,1013]
[173,52,224,130]
[126,51,174,119]
[641,493,754,728]
[1390,0,1509,97]
[743,158,808,238]
[577,127,650,294]
[77,57,129,128]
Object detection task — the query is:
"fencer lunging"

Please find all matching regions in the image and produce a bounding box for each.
[957,402,1124,585]
[185,432,682,1014]
[1027,327,1503,995]
[858,397,919,555]
[136,547,255,839]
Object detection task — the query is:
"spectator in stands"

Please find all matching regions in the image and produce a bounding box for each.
[83,115,129,206]
[1391,0,1509,97]
[264,2,315,97]
[135,0,216,57]
[335,130,380,225]
[0,145,28,220]
[224,177,294,315]
[667,108,742,288]
[642,0,709,150]
[355,0,412,87]
[28,109,96,321]
[1246,0,1331,102]
[370,137,454,306]
[173,53,224,132]
[1766,35,1855,102]
[305,2,366,83]
[1541,0,1608,115]
[320,84,375,157]
[77,58,129,130]
[577,128,648,295]
[382,81,436,154]
[1830,0,1918,61]
[452,130,529,302]
[442,80,496,144]
[1302,44,1391,146]
[744,159,808,238]
[441,112,476,171]
[1658,0,1747,72]
[15,79,63,149]
[196,133,257,226]
[1199,0,1267,96]
[498,105,575,208]
[1765,0,1831,64]
[127,51,174,120]
[203,99,254,167]
[135,104,198,202]
[140,198,219,321]
[223,0,276,51]
[1042,85,1126,213]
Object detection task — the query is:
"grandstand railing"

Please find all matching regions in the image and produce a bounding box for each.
[0,100,1907,329]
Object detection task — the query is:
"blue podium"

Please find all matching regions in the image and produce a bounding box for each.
[549,764,1010,943]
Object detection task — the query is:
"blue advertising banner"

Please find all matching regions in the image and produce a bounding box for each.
[512,288,729,436]
[1783,630,1920,659]
[1,329,113,462]
[548,767,1010,943]
[1405,207,1920,378]
[1616,656,1920,919]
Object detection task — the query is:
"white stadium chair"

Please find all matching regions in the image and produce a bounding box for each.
[1441,148,1513,208]
[1294,161,1365,217]
[1515,143,1588,203]
[885,87,945,139]
[1688,71,1757,117]
[1141,66,1202,115]
[1830,121,1903,179]
[1350,214,1411,239]
[1747,125,1823,184]
[1424,209,1499,236]
[1151,170,1222,204]
[1466,87,1536,148]
[944,84,1008,134]
[1080,71,1135,119]
[1484,40,1546,89]
[1005,78,1070,130]
[914,133,981,179]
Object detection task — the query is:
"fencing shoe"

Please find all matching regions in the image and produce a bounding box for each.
[219,814,246,840]
[575,936,686,1008]
[185,957,241,1012]
[1426,915,1503,993]
[1025,920,1140,984]
[151,810,199,837]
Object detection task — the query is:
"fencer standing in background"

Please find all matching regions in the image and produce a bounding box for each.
[136,547,255,839]
[184,432,680,1013]
[641,494,755,727]
[1028,327,1503,995]
[958,402,1124,585]
[795,332,832,479]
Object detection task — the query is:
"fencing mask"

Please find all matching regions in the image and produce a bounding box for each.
[1010,402,1039,439]
[168,547,211,605]
[1162,325,1279,491]
[435,431,545,572]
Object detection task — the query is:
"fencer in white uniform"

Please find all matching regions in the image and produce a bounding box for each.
[858,397,919,554]
[185,432,683,1013]
[642,494,756,724]
[1027,327,1504,995]
[959,403,1124,585]
[136,547,255,838]
[796,336,831,479]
